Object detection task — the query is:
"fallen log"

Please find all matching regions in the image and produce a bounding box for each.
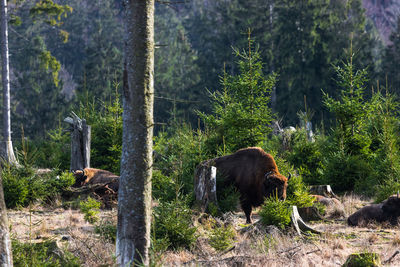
[62,182,118,208]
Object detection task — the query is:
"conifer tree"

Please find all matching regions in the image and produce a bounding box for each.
[200,33,276,152]
[382,17,400,94]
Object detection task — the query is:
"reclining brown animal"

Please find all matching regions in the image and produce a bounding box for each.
[348,195,400,226]
[311,194,345,218]
[72,168,119,193]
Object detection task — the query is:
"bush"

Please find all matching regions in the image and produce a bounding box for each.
[216,179,240,214]
[342,252,381,267]
[153,198,197,249]
[12,239,80,267]
[322,151,371,192]
[259,197,291,229]
[152,169,178,203]
[286,175,315,208]
[375,177,400,203]
[285,129,324,185]
[21,127,70,170]
[2,167,74,208]
[79,197,101,224]
[209,225,236,251]
[78,93,123,174]
[95,221,116,243]
[153,123,210,197]
[198,37,276,153]
[2,168,29,208]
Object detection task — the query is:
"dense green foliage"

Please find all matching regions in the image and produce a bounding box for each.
[342,252,381,267]
[2,168,74,208]
[285,129,325,185]
[199,34,276,152]
[7,0,396,143]
[382,17,400,97]
[12,239,81,267]
[208,224,236,252]
[4,0,400,258]
[77,92,123,174]
[153,123,210,197]
[79,197,101,224]
[321,51,400,195]
[153,199,198,250]
[259,196,291,229]
[95,221,117,243]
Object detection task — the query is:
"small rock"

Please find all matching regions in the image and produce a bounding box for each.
[61,235,71,241]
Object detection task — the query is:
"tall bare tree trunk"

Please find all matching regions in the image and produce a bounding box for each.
[0,172,12,266]
[116,0,154,266]
[1,0,17,165]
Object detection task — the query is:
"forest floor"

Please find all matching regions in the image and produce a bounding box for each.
[7,194,400,267]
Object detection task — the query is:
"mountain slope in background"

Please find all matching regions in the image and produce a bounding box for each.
[363,0,400,44]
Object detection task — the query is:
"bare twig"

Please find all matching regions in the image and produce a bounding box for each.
[70,232,102,261]
[306,249,321,255]
[218,246,235,256]
[384,250,400,264]
[277,244,302,254]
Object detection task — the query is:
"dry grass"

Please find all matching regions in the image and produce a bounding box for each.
[7,194,400,266]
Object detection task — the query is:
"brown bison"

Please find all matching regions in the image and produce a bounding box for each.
[72,168,119,193]
[347,195,400,226]
[209,147,290,223]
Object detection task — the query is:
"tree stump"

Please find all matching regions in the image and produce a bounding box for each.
[194,161,218,213]
[64,112,91,171]
[309,185,338,199]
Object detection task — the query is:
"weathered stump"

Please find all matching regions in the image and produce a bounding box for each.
[64,112,91,171]
[194,161,218,212]
[309,185,338,199]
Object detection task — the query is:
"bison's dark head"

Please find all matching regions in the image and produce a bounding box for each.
[263,172,289,200]
[72,169,86,187]
[382,195,400,224]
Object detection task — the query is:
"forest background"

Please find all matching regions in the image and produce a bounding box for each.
[4,0,400,200]
[3,0,400,261]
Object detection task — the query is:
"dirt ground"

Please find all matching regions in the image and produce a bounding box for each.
[7,194,400,267]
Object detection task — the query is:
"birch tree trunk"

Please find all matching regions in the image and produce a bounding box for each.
[1,0,17,165]
[116,0,154,266]
[0,172,12,266]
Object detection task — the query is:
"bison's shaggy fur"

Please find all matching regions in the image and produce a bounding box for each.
[348,195,400,226]
[73,168,119,193]
[210,147,289,223]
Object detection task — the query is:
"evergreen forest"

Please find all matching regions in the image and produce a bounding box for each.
[3,0,400,266]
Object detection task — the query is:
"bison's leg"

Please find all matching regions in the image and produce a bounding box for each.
[241,201,253,224]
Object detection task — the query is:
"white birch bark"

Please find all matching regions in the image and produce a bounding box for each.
[0,173,12,266]
[1,0,17,165]
[116,0,154,266]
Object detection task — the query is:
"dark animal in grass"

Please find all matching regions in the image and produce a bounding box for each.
[208,147,290,224]
[72,168,119,193]
[311,194,346,219]
[347,195,400,226]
